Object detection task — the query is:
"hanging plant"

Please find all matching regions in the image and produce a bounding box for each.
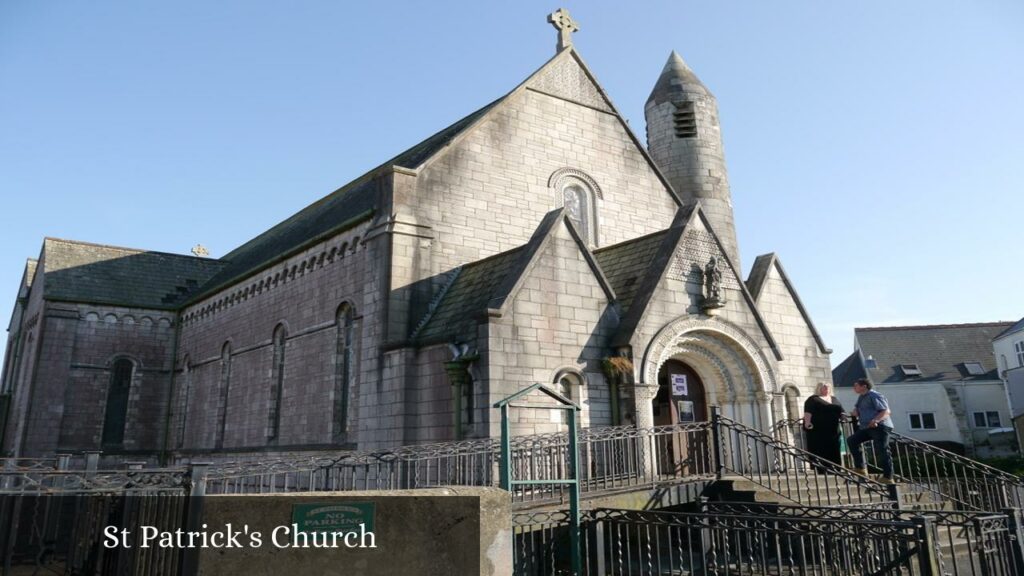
[602,356,634,383]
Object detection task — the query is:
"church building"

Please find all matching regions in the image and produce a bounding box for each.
[1,10,832,463]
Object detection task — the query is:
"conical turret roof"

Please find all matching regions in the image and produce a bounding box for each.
[646,51,711,106]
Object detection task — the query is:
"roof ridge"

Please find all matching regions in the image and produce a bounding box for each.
[43,237,219,261]
[857,322,1015,332]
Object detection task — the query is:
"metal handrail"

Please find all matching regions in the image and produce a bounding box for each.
[774,416,1024,511]
[716,413,892,506]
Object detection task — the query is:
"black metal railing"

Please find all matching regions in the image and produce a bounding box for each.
[716,412,893,507]
[773,417,1024,512]
[513,507,945,575]
[0,456,204,576]
[703,501,1024,576]
[202,422,715,507]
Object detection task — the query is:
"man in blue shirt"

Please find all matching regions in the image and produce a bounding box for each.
[847,378,895,483]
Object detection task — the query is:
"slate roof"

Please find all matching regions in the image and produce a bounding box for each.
[845,322,1015,385]
[593,231,667,313]
[994,317,1024,341]
[414,247,525,344]
[41,238,226,310]
[831,351,867,387]
[193,99,503,301]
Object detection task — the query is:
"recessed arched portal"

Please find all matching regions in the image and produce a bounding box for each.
[654,359,707,425]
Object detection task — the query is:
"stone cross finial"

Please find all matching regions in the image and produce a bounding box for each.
[191,244,209,257]
[547,8,579,53]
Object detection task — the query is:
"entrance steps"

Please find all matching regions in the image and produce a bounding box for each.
[709,475,943,511]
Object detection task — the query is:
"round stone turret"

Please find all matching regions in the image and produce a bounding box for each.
[646,51,741,270]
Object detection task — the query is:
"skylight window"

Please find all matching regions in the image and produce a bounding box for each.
[963,362,985,376]
[864,355,877,369]
[899,364,922,377]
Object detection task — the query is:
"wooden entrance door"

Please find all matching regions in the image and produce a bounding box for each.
[654,360,709,475]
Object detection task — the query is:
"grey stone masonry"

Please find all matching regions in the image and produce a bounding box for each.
[646,52,741,271]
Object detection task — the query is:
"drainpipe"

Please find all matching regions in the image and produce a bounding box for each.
[159,312,183,466]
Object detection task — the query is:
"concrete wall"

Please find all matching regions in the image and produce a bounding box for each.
[197,487,511,576]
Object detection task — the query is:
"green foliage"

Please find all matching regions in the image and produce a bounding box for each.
[977,456,1024,477]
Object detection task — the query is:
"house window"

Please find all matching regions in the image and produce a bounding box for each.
[333,305,355,441]
[962,362,985,376]
[864,355,877,370]
[102,358,134,448]
[973,411,1002,428]
[908,412,936,430]
[463,372,475,427]
[673,101,697,138]
[1016,341,1024,368]
[268,325,287,440]
[898,364,922,377]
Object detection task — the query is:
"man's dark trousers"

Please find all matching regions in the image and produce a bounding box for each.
[847,426,893,478]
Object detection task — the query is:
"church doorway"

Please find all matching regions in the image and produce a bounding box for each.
[654,360,707,425]
[653,360,708,475]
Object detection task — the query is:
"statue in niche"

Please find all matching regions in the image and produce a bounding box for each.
[563,185,588,241]
[701,256,726,314]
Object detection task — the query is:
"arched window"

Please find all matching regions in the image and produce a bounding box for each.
[550,168,602,247]
[102,358,134,447]
[333,305,356,442]
[783,386,800,422]
[553,371,583,424]
[565,183,589,241]
[216,343,232,448]
[268,325,287,440]
[176,357,191,448]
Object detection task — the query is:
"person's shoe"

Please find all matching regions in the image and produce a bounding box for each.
[878,476,896,485]
[846,465,869,477]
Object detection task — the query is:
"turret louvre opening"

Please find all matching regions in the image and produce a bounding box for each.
[673,101,697,138]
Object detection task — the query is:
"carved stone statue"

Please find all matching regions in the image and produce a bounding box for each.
[702,256,726,313]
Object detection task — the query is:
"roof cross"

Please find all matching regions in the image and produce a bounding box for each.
[547,8,579,53]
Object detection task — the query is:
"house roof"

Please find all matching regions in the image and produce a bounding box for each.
[994,317,1024,341]
[846,322,1015,385]
[40,238,225,310]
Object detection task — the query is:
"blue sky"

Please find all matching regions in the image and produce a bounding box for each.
[2,1,1022,368]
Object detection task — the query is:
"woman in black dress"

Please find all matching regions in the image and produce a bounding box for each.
[802,382,845,471]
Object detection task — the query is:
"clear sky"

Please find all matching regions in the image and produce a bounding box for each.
[2,1,1022,369]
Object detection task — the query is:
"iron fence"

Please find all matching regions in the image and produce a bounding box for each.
[717,413,893,507]
[203,423,715,507]
[773,417,1024,512]
[512,506,945,575]
[704,501,1024,576]
[0,457,196,576]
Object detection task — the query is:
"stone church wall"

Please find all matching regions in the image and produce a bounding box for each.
[411,87,679,282]
[753,265,832,398]
[174,222,374,453]
[482,227,618,439]
[2,270,46,456]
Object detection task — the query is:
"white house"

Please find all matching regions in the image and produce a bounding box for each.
[993,318,1024,451]
[833,322,1017,458]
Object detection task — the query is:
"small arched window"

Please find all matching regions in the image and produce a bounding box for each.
[102,358,134,447]
[553,371,583,424]
[550,169,602,247]
[333,305,356,442]
[268,325,287,440]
